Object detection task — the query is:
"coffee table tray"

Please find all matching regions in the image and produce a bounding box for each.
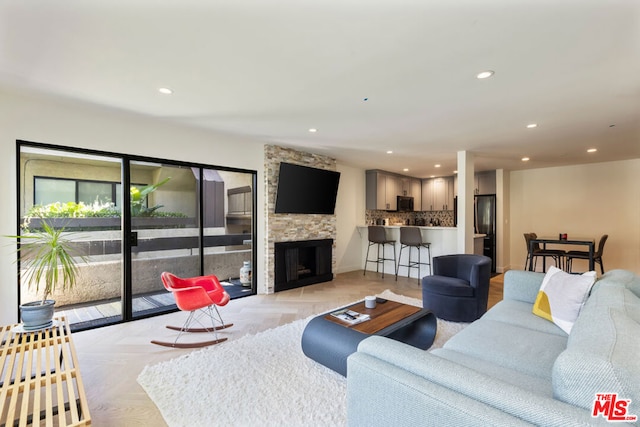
[302,300,436,376]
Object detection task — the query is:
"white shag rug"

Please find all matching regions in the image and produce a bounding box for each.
[137,290,467,427]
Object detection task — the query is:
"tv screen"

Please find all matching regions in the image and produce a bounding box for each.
[274,163,341,214]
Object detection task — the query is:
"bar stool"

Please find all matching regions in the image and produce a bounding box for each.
[396,226,431,282]
[363,226,397,278]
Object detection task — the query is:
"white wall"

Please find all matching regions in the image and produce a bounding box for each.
[509,159,640,274]
[0,87,266,324]
[334,163,366,273]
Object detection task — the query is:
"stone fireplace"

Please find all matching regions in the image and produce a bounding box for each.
[274,239,333,292]
[264,145,337,293]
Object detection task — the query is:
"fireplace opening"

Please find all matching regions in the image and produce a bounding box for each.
[274,239,333,292]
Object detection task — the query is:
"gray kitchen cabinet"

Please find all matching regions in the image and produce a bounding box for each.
[453,171,496,196]
[366,170,399,210]
[385,174,399,210]
[421,178,435,211]
[411,178,422,209]
[422,176,454,211]
[445,177,454,210]
[400,177,422,207]
[367,170,423,211]
[400,177,412,196]
[475,171,496,195]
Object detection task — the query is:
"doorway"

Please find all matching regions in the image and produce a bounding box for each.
[17,141,257,331]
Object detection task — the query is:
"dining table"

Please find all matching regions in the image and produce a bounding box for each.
[528,236,596,272]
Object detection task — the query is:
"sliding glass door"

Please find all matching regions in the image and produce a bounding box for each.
[18,144,124,329]
[202,169,255,300]
[129,161,199,318]
[17,141,256,330]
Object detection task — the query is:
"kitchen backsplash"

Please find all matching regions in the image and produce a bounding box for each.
[366,210,455,227]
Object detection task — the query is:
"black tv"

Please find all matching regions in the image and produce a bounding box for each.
[274,162,341,214]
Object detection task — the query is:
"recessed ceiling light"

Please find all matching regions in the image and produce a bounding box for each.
[521,157,530,162]
[476,70,495,79]
[453,170,458,174]
[158,87,173,95]
[403,168,409,172]
[435,164,441,168]
[386,150,393,154]
[308,128,317,133]
[587,148,598,153]
[526,123,537,129]
[430,175,435,178]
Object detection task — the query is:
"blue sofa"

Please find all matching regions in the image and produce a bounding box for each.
[347,269,640,426]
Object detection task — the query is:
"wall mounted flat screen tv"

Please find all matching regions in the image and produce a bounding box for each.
[274,162,341,214]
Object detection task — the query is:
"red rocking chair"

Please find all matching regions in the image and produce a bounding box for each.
[151,272,234,348]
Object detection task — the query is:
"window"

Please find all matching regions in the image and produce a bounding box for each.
[34,178,75,206]
[78,181,113,205]
[34,177,144,209]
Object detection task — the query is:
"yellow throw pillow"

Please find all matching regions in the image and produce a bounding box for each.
[532,266,597,334]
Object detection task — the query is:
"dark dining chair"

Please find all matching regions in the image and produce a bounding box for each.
[524,232,566,272]
[566,234,608,274]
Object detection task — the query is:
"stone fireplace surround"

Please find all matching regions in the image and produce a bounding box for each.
[265,145,337,293]
[273,238,333,292]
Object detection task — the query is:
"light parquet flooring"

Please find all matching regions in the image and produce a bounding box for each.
[71,270,504,427]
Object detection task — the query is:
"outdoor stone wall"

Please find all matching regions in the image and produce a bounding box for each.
[264,145,337,293]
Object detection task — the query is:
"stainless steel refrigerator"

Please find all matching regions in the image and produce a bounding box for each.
[475,194,496,272]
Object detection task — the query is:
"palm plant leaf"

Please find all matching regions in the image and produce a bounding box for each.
[8,220,87,303]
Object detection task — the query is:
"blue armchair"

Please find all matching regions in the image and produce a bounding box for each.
[421,254,492,322]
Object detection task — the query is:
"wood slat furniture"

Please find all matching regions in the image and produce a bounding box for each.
[0,316,91,426]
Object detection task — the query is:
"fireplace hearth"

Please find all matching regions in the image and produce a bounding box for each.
[274,239,333,292]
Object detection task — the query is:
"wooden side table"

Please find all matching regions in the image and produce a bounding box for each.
[0,316,91,426]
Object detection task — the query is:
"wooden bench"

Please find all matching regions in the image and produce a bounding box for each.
[0,316,91,426]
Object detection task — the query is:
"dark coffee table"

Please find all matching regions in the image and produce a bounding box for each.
[301,300,437,376]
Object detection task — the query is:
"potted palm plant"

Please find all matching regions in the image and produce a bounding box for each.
[8,220,87,330]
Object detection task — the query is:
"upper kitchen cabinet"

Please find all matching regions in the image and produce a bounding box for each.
[421,178,434,211]
[400,177,422,207]
[366,170,400,211]
[411,178,422,208]
[422,176,454,211]
[453,170,497,196]
[475,171,496,195]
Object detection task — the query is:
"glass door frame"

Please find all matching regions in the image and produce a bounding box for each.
[16,140,257,331]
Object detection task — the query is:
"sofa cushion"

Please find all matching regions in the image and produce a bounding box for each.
[442,318,568,379]
[502,270,545,304]
[532,266,596,334]
[482,299,567,336]
[431,348,553,396]
[553,297,640,415]
[591,269,640,297]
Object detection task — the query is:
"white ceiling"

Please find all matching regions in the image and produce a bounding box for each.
[1,0,638,178]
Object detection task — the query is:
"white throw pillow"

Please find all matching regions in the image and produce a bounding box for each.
[532,266,597,334]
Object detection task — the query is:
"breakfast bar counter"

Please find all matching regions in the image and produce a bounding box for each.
[357,225,480,278]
